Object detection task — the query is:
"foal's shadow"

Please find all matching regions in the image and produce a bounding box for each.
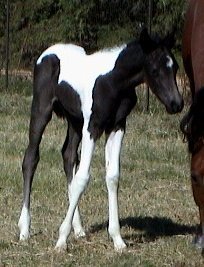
[89,216,196,243]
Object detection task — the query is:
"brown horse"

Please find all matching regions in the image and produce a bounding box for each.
[181,88,204,248]
[182,0,204,99]
[181,0,204,248]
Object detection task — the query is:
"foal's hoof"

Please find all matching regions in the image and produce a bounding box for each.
[54,244,67,253]
[74,230,86,239]
[19,232,30,241]
[193,235,204,249]
[54,240,67,253]
[114,241,127,252]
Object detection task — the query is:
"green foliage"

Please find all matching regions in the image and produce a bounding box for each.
[153,0,187,49]
[0,0,186,68]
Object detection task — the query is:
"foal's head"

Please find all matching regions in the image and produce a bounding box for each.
[140,29,184,114]
[181,88,204,182]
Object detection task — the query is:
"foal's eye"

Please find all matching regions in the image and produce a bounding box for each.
[152,69,158,77]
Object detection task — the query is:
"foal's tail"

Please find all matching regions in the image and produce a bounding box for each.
[34,54,60,90]
[34,54,65,118]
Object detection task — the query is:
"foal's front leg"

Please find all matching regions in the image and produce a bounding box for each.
[55,122,95,251]
[105,129,126,251]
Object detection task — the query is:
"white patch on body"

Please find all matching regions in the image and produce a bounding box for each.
[166,55,173,68]
[37,43,125,121]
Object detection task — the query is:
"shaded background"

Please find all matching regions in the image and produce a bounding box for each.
[0,0,186,69]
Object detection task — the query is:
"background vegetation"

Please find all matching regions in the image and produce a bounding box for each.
[0,0,186,69]
[1,1,199,266]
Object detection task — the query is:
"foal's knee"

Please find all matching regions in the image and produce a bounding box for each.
[106,169,119,189]
[71,170,90,193]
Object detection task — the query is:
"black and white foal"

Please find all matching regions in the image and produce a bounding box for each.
[18,29,183,251]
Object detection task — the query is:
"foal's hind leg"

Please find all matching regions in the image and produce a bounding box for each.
[62,121,85,238]
[18,93,53,240]
[55,121,95,251]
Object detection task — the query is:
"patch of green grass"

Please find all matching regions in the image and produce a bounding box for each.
[0,82,203,266]
[0,76,32,96]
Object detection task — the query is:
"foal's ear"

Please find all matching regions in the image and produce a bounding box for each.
[162,30,175,50]
[139,28,157,54]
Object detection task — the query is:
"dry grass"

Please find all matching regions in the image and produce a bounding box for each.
[0,85,203,266]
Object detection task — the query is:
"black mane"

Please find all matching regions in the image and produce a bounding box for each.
[180,87,204,153]
[114,29,162,75]
[114,41,144,74]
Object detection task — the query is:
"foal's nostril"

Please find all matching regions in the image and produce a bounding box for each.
[170,99,184,113]
[170,100,179,113]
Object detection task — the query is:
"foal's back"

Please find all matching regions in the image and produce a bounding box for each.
[37,43,124,91]
[36,43,125,119]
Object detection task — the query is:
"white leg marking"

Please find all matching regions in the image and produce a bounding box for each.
[68,164,86,238]
[105,130,127,251]
[68,184,86,238]
[105,137,111,170]
[55,122,94,251]
[18,204,30,240]
[72,206,86,238]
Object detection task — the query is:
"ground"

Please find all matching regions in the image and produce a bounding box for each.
[0,82,203,266]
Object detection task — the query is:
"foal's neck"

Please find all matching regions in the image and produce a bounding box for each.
[111,67,144,91]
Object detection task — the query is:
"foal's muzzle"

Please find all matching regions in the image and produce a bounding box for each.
[166,98,184,114]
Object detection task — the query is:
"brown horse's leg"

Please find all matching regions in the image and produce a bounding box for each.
[193,207,204,248]
[18,91,53,240]
[61,121,85,238]
[191,175,204,248]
